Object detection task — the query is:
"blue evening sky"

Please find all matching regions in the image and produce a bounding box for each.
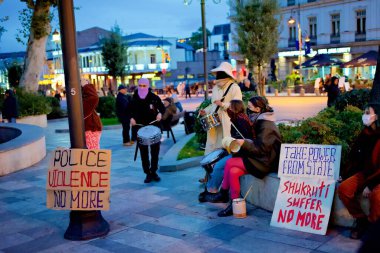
[0,0,230,53]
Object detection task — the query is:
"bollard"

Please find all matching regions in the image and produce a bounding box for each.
[287,88,291,96]
[315,88,320,96]
[274,89,279,96]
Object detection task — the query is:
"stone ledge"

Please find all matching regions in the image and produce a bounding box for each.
[159,133,202,172]
[0,123,46,176]
[17,114,47,128]
[55,124,122,133]
[240,173,369,227]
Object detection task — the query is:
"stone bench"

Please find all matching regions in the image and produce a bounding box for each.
[0,123,46,176]
[240,173,369,227]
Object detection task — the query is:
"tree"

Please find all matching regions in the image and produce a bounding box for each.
[18,0,57,92]
[101,25,128,94]
[188,27,211,51]
[232,0,280,96]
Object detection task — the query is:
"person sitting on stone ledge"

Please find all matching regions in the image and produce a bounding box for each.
[212,96,282,217]
[338,104,380,240]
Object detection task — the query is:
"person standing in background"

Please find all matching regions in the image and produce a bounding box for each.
[2,89,19,123]
[116,84,133,146]
[81,79,102,149]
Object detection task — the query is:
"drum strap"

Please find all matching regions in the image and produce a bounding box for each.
[214,83,234,114]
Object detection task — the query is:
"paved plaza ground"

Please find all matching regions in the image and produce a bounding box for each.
[0,95,364,253]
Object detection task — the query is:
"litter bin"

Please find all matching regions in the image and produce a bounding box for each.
[184,111,195,134]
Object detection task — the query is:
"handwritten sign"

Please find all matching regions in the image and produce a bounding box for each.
[271,144,341,235]
[278,144,341,180]
[46,148,111,210]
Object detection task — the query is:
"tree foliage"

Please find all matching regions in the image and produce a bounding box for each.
[188,27,211,51]
[7,63,23,87]
[101,25,128,80]
[232,0,280,95]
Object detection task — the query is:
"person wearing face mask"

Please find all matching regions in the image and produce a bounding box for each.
[338,104,380,240]
[130,78,166,183]
[198,63,243,201]
[211,96,282,216]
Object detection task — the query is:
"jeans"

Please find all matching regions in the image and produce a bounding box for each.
[206,154,232,193]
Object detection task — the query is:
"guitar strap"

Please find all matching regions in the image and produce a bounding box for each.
[214,83,234,114]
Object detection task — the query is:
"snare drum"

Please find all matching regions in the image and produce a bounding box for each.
[137,125,161,146]
[200,148,228,174]
[200,112,221,131]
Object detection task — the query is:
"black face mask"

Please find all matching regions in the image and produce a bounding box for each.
[248,111,260,123]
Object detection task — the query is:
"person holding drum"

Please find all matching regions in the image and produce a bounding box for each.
[130,78,166,183]
[212,96,282,217]
[198,62,242,199]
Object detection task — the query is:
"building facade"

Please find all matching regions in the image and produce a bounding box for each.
[229,0,380,83]
[278,0,380,81]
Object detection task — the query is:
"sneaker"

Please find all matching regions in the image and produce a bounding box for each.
[144,174,152,183]
[350,217,369,239]
[205,191,229,203]
[151,173,161,182]
[217,203,233,217]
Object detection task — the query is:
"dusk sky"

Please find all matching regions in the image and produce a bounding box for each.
[0,0,230,53]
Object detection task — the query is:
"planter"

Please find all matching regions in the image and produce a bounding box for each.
[17,114,47,128]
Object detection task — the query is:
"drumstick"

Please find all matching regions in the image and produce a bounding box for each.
[243,184,253,201]
[230,122,246,139]
[149,119,158,125]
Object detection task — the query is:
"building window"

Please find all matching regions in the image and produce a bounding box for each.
[356,10,366,34]
[289,25,296,40]
[214,43,219,51]
[309,17,317,38]
[150,54,156,64]
[331,14,340,36]
[287,0,295,6]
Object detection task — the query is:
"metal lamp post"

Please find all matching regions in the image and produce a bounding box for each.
[57,0,109,240]
[184,0,221,99]
[288,3,303,85]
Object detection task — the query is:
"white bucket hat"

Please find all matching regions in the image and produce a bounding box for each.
[211,62,235,80]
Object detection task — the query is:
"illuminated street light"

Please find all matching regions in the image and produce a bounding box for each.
[184,0,221,99]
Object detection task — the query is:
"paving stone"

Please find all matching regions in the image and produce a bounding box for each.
[138,206,180,218]
[89,238,152,253]
[202,223,251,241]
[0,233,34,250]
[156,214,218,233]
[134,222,192,239]
[106,227,181,252]
[315,234,361,253]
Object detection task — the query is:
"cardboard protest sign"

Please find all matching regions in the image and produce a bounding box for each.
[270,177,335,235]
[271,144,341,235]
[278,144,341,180]
[46,148,111,210]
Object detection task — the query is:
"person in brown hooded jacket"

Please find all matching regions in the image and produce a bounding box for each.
[82,80,102,149]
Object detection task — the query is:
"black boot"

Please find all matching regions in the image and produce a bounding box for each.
[151,172,161,182]
[350,217,369,239]
[198,190,208,202]
[144,173,152,183]
[206,188,229,203]
[218,203,233,217]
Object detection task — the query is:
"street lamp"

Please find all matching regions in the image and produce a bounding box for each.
[288,3,303,85]
[184,0,221,99]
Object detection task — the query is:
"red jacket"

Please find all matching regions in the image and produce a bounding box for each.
[82,84,102,132]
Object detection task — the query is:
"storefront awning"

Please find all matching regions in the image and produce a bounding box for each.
[341,50,378,68]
